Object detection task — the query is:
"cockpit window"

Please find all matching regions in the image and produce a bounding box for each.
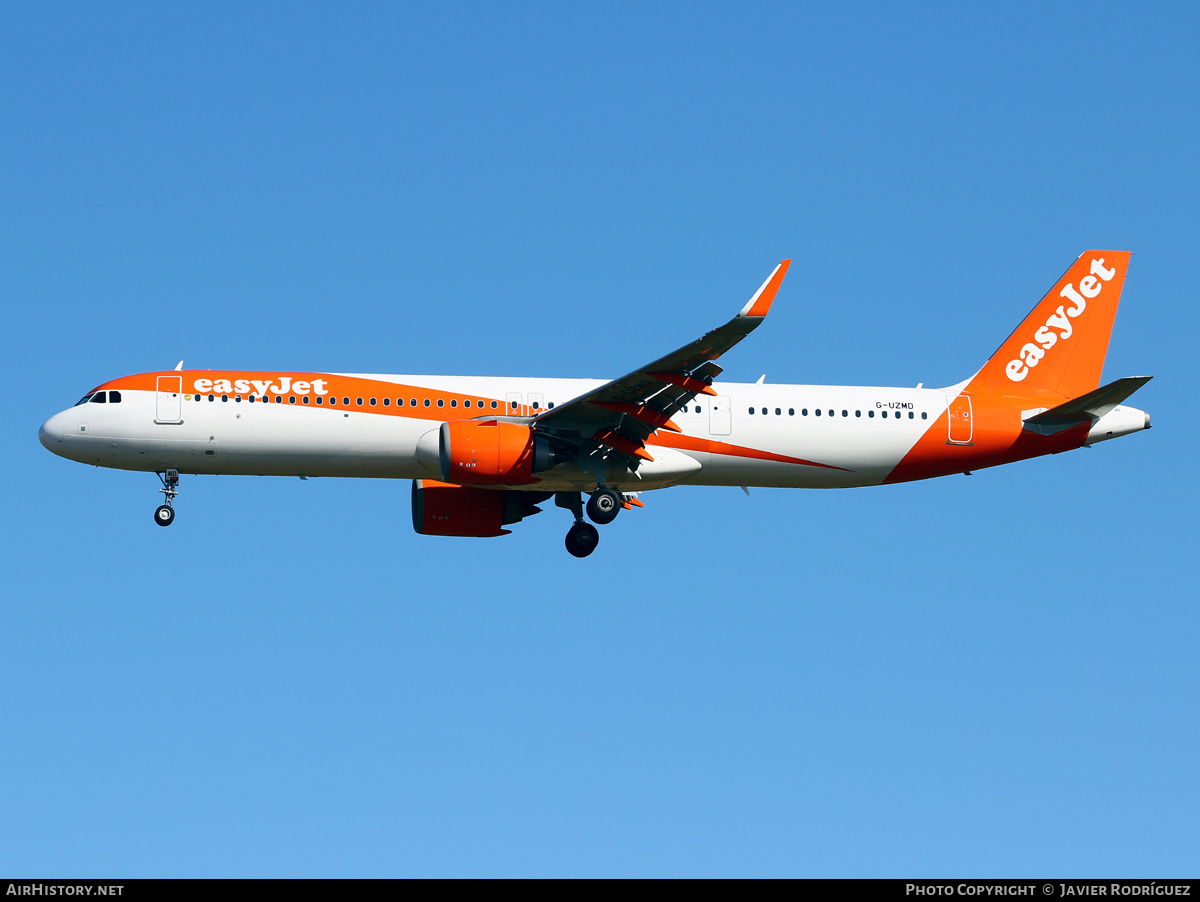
[90,392,107,404]
[74,393,94,406]
[109,390,121,403]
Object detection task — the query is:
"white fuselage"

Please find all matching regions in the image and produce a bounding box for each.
[39,374,947,491]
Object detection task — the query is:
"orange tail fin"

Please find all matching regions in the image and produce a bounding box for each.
[968,251,1131,400]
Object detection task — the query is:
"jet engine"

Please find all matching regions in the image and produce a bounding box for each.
[411,479,550,537]
[435,420,571,485]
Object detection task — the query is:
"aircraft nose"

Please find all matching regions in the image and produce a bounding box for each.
[39,412,65,453]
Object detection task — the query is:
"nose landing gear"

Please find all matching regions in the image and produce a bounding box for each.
[154,470,179,527]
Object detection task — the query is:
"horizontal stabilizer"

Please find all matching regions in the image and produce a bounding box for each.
[1023,376,1153,431]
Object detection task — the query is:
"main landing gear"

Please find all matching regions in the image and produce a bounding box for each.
[557,487,628,557]
[586,487,622,525]
[154,470,179,527]
[565,520,600,558]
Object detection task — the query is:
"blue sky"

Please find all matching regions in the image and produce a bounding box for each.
[1,2,1196,876]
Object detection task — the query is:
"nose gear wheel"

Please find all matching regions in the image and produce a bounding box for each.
[154,470,179,527]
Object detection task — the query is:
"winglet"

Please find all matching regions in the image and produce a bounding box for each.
[738,260,791,319]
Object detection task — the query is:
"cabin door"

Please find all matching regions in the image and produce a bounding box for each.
[709,396,731,435]
[946,394,973,445]
[156,376,183,424]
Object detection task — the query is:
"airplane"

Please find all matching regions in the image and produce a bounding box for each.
[38,251,1152,558]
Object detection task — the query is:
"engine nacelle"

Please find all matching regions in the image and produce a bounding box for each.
[438,420,569,485]
[411,480,549,537]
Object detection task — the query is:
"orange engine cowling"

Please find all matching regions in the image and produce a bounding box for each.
[439,420,541,485]
[411,480,549,537]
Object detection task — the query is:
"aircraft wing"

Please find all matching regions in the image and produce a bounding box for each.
[532,260,791,465]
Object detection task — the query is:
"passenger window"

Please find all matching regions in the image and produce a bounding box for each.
[329,396,336,405]
[548,402,555,409]
[815,409,821,416]
[276,396,283,403]
[828,410,834,417]
[356,398,363,406]
[383,398,390,406]
[749,407,755,415]
[532,402,539,410]
[109,391,121,403]
[424,399,430,407]
[510,400,518,408]
[922,412,928,419]
[370,398,377,406]
[316,397,322,404]
[842,410,847,417]
[775,408,781,416]
[288,396,295,404]
[802,408,808,416]
[855,410,861,417]
[869,410,875,417]
[235,395,242,402]
[90,392,106,404]
[196,395,203,402]
[463,400,470,408]
[209,394,215,402]
[437,399,444,407]
[410,399,417,406]
[302,396,309,404]
[909,411,914,418]
[450,399,457,408]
